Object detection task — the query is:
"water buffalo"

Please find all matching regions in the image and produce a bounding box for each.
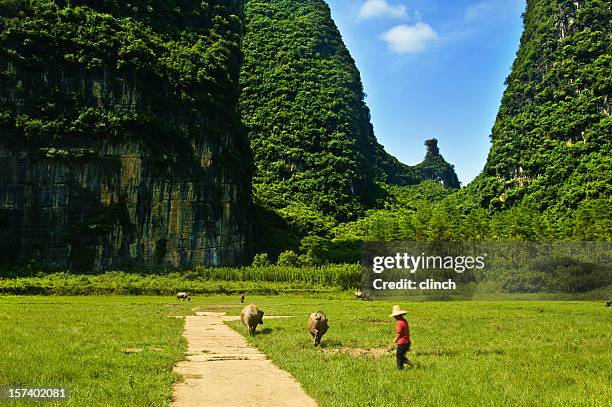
[176,292,191,301]
[240,304,264,336]
[355,290,372,301]
[307,311,329,346]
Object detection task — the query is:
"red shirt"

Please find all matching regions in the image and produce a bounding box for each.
[395,318,410,345]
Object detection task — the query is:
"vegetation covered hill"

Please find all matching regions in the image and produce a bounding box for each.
[474,0,611,218]
[241,0,397,222]
[242,0,363,221]
[413,139,460,188]
[240,0,459,255]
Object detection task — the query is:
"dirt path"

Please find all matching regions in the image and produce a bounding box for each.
[171,312,318,407]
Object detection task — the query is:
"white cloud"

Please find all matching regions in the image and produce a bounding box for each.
[358,0,407,20]
[382,23,438,54]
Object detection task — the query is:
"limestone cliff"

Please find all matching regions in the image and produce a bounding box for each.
[473,0,610,212]
[0,0,251,269]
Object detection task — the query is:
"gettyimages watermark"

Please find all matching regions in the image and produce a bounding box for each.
[361,242,611,300]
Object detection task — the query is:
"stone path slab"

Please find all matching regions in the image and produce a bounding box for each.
[171,312,318,407]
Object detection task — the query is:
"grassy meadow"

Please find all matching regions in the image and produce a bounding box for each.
[0,296,191,406]
[0,294,610,406]
[221,297,612,407]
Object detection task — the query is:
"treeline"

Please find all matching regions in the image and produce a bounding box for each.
[251,181,611,263]
[1,264,608,296]
[0,265,361,295]
[334,186,612,242]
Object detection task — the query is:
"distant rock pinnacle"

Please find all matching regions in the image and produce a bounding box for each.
[425,138,440,156]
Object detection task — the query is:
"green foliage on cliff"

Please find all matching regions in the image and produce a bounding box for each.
[0,0,245,155]
[0,0,252,270]
[240,0,385,221]
[472,0,611,217]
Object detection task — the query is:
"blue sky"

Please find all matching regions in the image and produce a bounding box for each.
[325,0,525,184]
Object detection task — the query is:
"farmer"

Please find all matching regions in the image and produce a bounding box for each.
[390,305,413,370]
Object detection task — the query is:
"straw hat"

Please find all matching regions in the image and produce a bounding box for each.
[390,305,407,317]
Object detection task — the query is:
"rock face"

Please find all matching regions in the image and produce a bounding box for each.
[414,139,461,188]
[0,140,247,270]
[0,1,250,269]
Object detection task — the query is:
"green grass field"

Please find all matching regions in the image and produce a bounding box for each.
[1,295,610,406]
[0,296,191,406]
[222,297,612,407]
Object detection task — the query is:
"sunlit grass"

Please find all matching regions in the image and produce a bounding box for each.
[1,295,610,406]
[221,297,612,407]
[0,296,190,406]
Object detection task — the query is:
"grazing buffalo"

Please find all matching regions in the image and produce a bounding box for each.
[240,304,264,336]
[176,292,191,301]
[355,290,372,301]
[307,311,329,346]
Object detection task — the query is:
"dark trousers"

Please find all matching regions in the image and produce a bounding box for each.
[396,343,411,370]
